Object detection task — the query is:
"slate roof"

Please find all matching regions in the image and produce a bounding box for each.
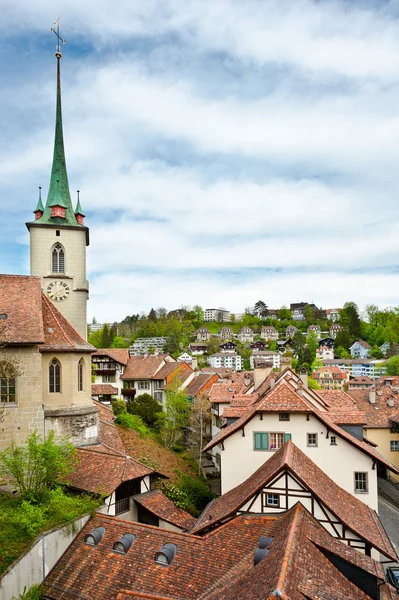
[133,490,196,531]
[0,275,44,344]
[93,348,130,365]
[121,356,166,380]
[43,504,389,600]
[92,384,118,395]
[191,441,396,560]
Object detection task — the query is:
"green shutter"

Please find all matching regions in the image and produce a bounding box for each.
[254,432,269,450]
[284,433,292,444]
[261,432,269,449]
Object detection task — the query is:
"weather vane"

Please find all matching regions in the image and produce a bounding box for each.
[50,16,66,56]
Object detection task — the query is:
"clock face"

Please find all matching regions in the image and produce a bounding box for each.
[47,280,71,302]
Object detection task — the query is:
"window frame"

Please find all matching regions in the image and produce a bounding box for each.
[330,435,337,445]
[263,492,280,508]
[279,413,290,421]
[78,358,84,392]
[51,243,65,274]
[138,381,150,390]
[49,358,61,393]
[307,433,318,447]
[0,377,16,404]
[390,440,399,452]
[354,472,368,494]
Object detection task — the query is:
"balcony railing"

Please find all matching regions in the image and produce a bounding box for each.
[94,368,116,376]
[121,388,136,397]
[114,498,130,515]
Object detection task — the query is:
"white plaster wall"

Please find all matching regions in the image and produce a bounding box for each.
[0,515,90,600]
[220,413,378,510]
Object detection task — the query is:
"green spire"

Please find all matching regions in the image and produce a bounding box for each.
[34,186,44,213]
[35,54,80,226]
[74,190,85,216]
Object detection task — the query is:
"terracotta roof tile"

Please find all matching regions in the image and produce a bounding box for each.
[92,384,118,395]
[349,388,399,428]
[40,293,95,352]
[0,275,44,344]
[133,490,196,531]
[191,441,396,560]
[93,348,130,365]
[121,356,166,380]
[184,374,217,398]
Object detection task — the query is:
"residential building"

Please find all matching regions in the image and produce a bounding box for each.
[183,373,219,403]
[265,308,278,319]
[285,325,298,339]
[204,308,231,322]
[348,376,374,390]
[380,342,391,356]
[217,326,234,340]
[208,352,243,371]
[177,352,193,363]
[349,386,399,483]
[330,324,344,338]
[129,337,166,355]
[307,324,321,337]
[326,308,340,322]
[260,325,279,341]
[44,496,396,600]
[203,369,397,507]
[92,348,129,397]
[196,327,211,342]
[316,346,334,361]
[236,326,254,343]
[312,366,349,390]
[323,359,386,379]
[251,340,266,351]
[350,340,371,359]
[318,336,335,349]
[189,341,208,355]
[250,351,280,370]
[219,341,237,353]
[290,302,318,321]
[91,384,118,403]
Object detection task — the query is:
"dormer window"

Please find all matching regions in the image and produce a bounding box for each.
[155,543,177,566]
[52,243,65,273]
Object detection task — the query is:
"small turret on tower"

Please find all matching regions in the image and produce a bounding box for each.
[74,190,85,225]
[34,187,44,220]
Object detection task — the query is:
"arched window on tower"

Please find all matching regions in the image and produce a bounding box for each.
[52,243,65,273]
[78,358,84,391]
[49,358,61,393]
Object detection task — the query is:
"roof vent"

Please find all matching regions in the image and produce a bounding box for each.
[84,526,105,546]
[254,548,269,566]
[258,536,273,549]
[113,533,135,554]
[155,543,177,566]
[0,313,8,320]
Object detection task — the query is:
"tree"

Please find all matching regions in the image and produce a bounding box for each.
[0,431,77,502]
[306,331,318,361]
[277,306,292,320]
[188,393,212,474]
[161,390,190,450]
[148,308,158,323]
[127,393,162,428]
[101,324,111,348]
[341,302,361,339]
[164,331,181,356]
[110,336,128,348]
[304,304,313,323]
[292,331,305,356]
[386,356,399,376]
[254,300,268,318]
[334,329,351,351]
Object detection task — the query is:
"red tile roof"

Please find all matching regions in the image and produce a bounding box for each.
[121,356,166,380]
[349,388,399,428]
[93,348,130,365]
[0,275,44,344]
[184,374,217,398]
[191,441,396,560]
[44,504,387,600]
[133,490,196,531]
[40,293,95,352]
[92,384,118,395]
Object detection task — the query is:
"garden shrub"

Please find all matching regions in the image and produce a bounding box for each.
[111,399,127,416]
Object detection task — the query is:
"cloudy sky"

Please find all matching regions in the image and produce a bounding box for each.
[1,1,399,321]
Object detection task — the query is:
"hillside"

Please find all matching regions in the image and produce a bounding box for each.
[117,426,197,483]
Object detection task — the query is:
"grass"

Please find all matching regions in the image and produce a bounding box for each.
[205,321,243,334]
[0,488,100,576]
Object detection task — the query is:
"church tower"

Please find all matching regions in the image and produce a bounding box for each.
[26,34,89,340]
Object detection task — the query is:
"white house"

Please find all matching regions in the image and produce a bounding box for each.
[260,326,279,341]
[250,351,280,370]
[204,370,398,510]
[350,340,371,359]
[316,346,334,361]
[92,348,130,398]
[236,326,254,343]
[208,352,243,371]
[204,308,231,322]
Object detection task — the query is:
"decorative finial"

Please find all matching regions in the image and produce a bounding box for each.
[77,189,80,201]
[51,16,66,59]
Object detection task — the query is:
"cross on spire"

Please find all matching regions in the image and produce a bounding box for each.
[51,16,66,57]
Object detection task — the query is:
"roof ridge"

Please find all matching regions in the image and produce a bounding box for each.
[274,503,303,592]
[41,292,78,347]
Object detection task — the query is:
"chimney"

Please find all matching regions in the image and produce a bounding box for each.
[254,363,272,391]
[387,396,395,408]
[270,375,276,389]
[369,386,376,404]
[191,357,198,370]
[297,379,304,396]
[299,366,308,389]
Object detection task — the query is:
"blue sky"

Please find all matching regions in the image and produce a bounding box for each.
[1,0,399,321]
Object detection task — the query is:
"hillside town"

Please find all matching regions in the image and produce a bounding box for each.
[2,14,399,600]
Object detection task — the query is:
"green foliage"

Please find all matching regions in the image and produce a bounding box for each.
[334,329,351,351]
[277,306,292,320]
[112,399,127,416]
[164,330,181,356]
[138,456,160,470]
[306,331,319,360]
[161,389,190,450]
[304,304,313,323]
[115,413,150,436]
[110,336,128,348]
[0,489,100,576]
[12,584,45,600]
[127,393,163,427]
[340,302,361,339]
[308,377,321,390]
[160,481,194,512]
[335,345,350,359]
[160,473,216,516]
[0,431,77,503]
[386,356,399,376]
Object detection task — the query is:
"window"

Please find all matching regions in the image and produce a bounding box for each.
[307,433,318,447]
[0,377,16,403]
[51,243,65,273]
[103,375,114,383]
[78,358,84,391]
[154,391,163,402]
[391,441,399,452]
[279,413,290,421]
[138,381,150,390]
[354,472,368,493]
[330,435,337,445]
[56,230,60,237]
[49,358,61,393]
[265,493,280,507]
[253,432,291,451]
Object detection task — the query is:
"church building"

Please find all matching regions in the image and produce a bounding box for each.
[0,38,98,450]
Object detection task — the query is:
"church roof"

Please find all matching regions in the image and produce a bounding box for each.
[40,293,95,352]
[0,275,44,344]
